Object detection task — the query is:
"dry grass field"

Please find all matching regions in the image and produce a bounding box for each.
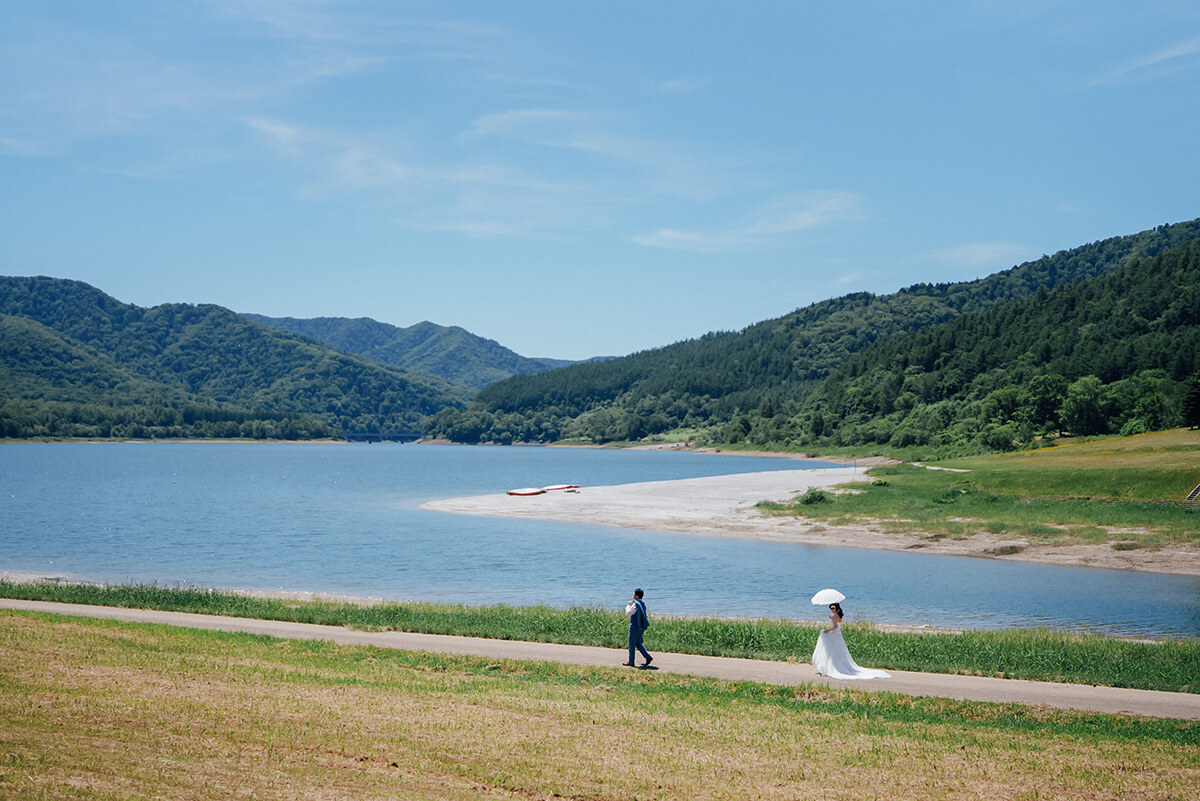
[988,428,1200,470]
[4,611,1196,800]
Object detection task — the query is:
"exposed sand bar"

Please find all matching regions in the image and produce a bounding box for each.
[423,467,867,539]
[422,468,1200,577]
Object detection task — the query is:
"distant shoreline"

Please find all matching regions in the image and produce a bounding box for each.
[0,437,349,445]
[0,438,888,461]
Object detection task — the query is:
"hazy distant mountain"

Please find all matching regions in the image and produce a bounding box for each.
[0,277,469,439]
[243,315,577,391]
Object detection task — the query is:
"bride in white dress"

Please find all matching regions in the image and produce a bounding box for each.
[812,602,891,680]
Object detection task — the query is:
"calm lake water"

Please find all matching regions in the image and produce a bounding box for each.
[2,442,1198,638]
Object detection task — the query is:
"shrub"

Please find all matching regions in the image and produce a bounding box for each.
[798,486,830,505]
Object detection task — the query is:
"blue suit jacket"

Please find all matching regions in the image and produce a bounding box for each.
[629,599,648,632]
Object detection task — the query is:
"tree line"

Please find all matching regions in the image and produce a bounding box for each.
[0,398,336,441]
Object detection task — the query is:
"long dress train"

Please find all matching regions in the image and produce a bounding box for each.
[812,628,891,680]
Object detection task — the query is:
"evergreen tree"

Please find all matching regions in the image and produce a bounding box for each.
[1184,374,1200,430]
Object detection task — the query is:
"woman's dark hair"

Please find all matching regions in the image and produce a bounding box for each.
[830,602,844,618]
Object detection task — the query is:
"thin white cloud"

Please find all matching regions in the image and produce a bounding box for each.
[399,219,529,239]
[3,6,868,253]
[247,117,305,156]
[0,135,44,157]
[1093,35,1200,86]
[0,3,526,159]
[926,242,1030,269]
[633,192,865,253]
[205,0,516,59]
[244,114,603,238]
[631,229,744,253]
[330,147,411,190]
[463,109,655,166]
[247,116,413,195]
[0,24,360,159]
[746,192,863,235]
[460,107,736,203]
[654,78,702,95]
[463,109,583,139]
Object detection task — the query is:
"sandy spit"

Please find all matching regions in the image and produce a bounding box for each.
[421,467,1200,578]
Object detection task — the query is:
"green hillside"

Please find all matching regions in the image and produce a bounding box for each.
[796,239,1200,453]
[0,309,336,440]
[427,219,1200,448]
[0,278,469,440]
[6,218,1200,447]
[244,315,575,391]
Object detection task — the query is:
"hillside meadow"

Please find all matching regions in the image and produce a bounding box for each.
[760,429,1200,551]
[3,610,1197,801]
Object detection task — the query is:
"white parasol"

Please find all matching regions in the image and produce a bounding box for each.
[810,588,846,605]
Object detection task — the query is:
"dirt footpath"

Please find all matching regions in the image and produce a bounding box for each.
[3,598,1196,721]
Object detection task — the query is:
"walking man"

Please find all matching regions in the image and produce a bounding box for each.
[623,588,652,667]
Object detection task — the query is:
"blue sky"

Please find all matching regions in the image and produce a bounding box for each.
[2,2,1198,361]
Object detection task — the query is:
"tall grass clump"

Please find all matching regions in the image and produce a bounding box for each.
[845,627,1200,693]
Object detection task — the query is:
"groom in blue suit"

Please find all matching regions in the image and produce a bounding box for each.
[623,588,652,667]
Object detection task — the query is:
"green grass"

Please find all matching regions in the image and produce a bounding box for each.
[4,612,1196,800]
[3,580,1197,694]
[760,429,1200,547]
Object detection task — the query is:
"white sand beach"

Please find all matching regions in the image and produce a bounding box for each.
[423,466,868,540]
[422,467,1200,577]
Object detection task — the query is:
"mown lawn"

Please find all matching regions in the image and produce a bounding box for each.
[2,611,1197,801]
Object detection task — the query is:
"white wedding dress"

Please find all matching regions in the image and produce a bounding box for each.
[812,627,891,680]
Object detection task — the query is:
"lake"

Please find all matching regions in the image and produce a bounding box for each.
[2,442,1197,637]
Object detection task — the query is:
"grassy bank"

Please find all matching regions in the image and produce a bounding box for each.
[2,611,1196,800]
[760,429,1200,549]
[3,580,1197,694]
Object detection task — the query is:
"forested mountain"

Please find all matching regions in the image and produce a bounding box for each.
[6,219,1199,447]
[244,314,575,391]
[0,278,469,439]
[427,219,1200,447]
[793,239,1200,452]
[0,309,334,440]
